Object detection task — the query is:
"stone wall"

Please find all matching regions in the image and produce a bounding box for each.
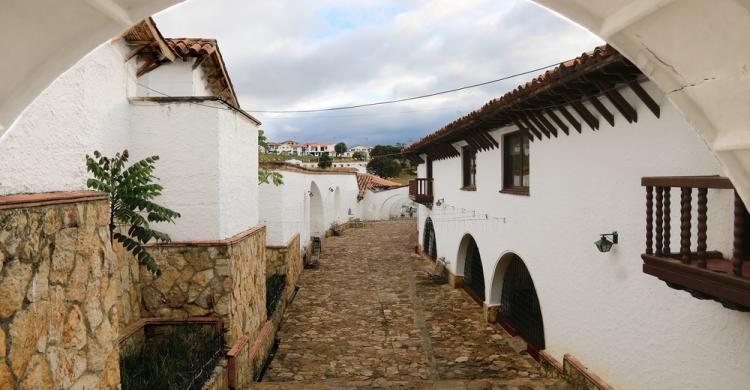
[0,192,141,389]
[266,234,302,300]
[140,226,267,344]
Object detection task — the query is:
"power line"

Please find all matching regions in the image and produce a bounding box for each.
[137,57,570,116]
[243,61,565,113]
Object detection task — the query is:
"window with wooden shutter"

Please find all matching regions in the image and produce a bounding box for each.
[461,146,476,190]
[502,132,529,195]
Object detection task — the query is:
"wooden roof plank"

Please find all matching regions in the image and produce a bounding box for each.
[518,115,543,140]
[571,101,599,130]
[533,111,559,138]
[589,96,615,127]
[546,109,570,135]
[629,81,660,118]
[527,113,551,138]
[557,105,582,133]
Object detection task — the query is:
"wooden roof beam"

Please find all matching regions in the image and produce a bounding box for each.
[546,109,569,135]
[509,116,534,142]
[571,101,599,130]
[629,81,660,118]
[532,111,558,137]
[557,106,582,133]
[125,43,150,62]
[527,112,551,138]
[590,79,637,123]
[588,95,615,127]
[517,114,543,140]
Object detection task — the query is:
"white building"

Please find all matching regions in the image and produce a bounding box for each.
[299,161,368,173]
[404,45,750,390]
[268,140,305,155]
[350,145,372,159]
[356,173,411,220]
[0,18,261,241]
[258,162,406,256]
[304,143,336,156]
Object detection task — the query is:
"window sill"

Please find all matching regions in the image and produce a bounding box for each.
[500,187,529,196]
[460,186,477,192]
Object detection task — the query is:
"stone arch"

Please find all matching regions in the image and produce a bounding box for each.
[380,192,411,219]
[457,233,485,301]
[491,253,545,350]
[422,217,437,260]
[309,180,325,238]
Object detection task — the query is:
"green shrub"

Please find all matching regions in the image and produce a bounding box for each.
[120,324,222,390]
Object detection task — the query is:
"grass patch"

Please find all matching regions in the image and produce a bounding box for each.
[120,324,222,390]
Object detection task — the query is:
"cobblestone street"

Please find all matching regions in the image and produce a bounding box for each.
[259,221,571,389]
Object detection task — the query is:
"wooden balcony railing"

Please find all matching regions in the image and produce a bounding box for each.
[642,176,750,311]
[409,178,434,205]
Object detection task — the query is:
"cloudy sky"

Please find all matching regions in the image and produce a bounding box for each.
[155,0,601,147]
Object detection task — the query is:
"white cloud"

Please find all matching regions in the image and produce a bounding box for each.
[155,0,602,145]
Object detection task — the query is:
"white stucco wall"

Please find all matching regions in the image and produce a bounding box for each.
[359,187,411,220]
[130,100,258,241]
[218,106,259,238]
[0,41,135,195]
[416,81,750,390]
[136,58,212,97]
[0,40,259,242]
[259,170,360,252]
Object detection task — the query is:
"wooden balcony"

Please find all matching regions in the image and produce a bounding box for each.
[409,178,433,205]
[642,176,750,311]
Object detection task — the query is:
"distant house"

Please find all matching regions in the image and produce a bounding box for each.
[350,145,372,159]
[304,143,336,156]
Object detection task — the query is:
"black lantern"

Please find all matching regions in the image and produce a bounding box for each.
[594,231,618,253]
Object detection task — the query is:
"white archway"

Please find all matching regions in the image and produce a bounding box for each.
[308,181,325,237]
[488,251,546,349]
[380,193,411,219]
[488,251,521,306]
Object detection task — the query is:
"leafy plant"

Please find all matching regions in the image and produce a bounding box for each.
[318,152,333,169]
[258,130,284,186]
[258,129,269,150]
[367,144,407,178]
[334,142,347,156]
[259,169,284,185]
[352,151,367,161]
[85,150,180,276]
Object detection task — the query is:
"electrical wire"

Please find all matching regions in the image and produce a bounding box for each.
[242,61,564,113]
[135,56,576,116]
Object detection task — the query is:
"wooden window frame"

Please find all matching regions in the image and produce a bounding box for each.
[461,146,477,191]
[501,131,530,196]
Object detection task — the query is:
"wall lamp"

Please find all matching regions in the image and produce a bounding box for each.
[435,198,444,206]
[594,231,618,253]
[329,186,335,192]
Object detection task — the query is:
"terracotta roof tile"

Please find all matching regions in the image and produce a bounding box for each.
[356,173,404,200]
[402,44,640,155]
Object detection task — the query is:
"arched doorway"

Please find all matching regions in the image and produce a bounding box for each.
[499,255,545,350]
[309,181,325,237]
[422,218,437,260]
[459,234,485,301]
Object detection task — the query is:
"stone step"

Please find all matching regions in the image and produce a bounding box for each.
[250,377,574,389]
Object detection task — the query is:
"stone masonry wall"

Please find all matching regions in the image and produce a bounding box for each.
[266,234,301,299]
[140,226,267,345]
[0,192,141,389]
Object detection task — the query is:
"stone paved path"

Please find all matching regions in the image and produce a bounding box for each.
[258,221,571,389]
